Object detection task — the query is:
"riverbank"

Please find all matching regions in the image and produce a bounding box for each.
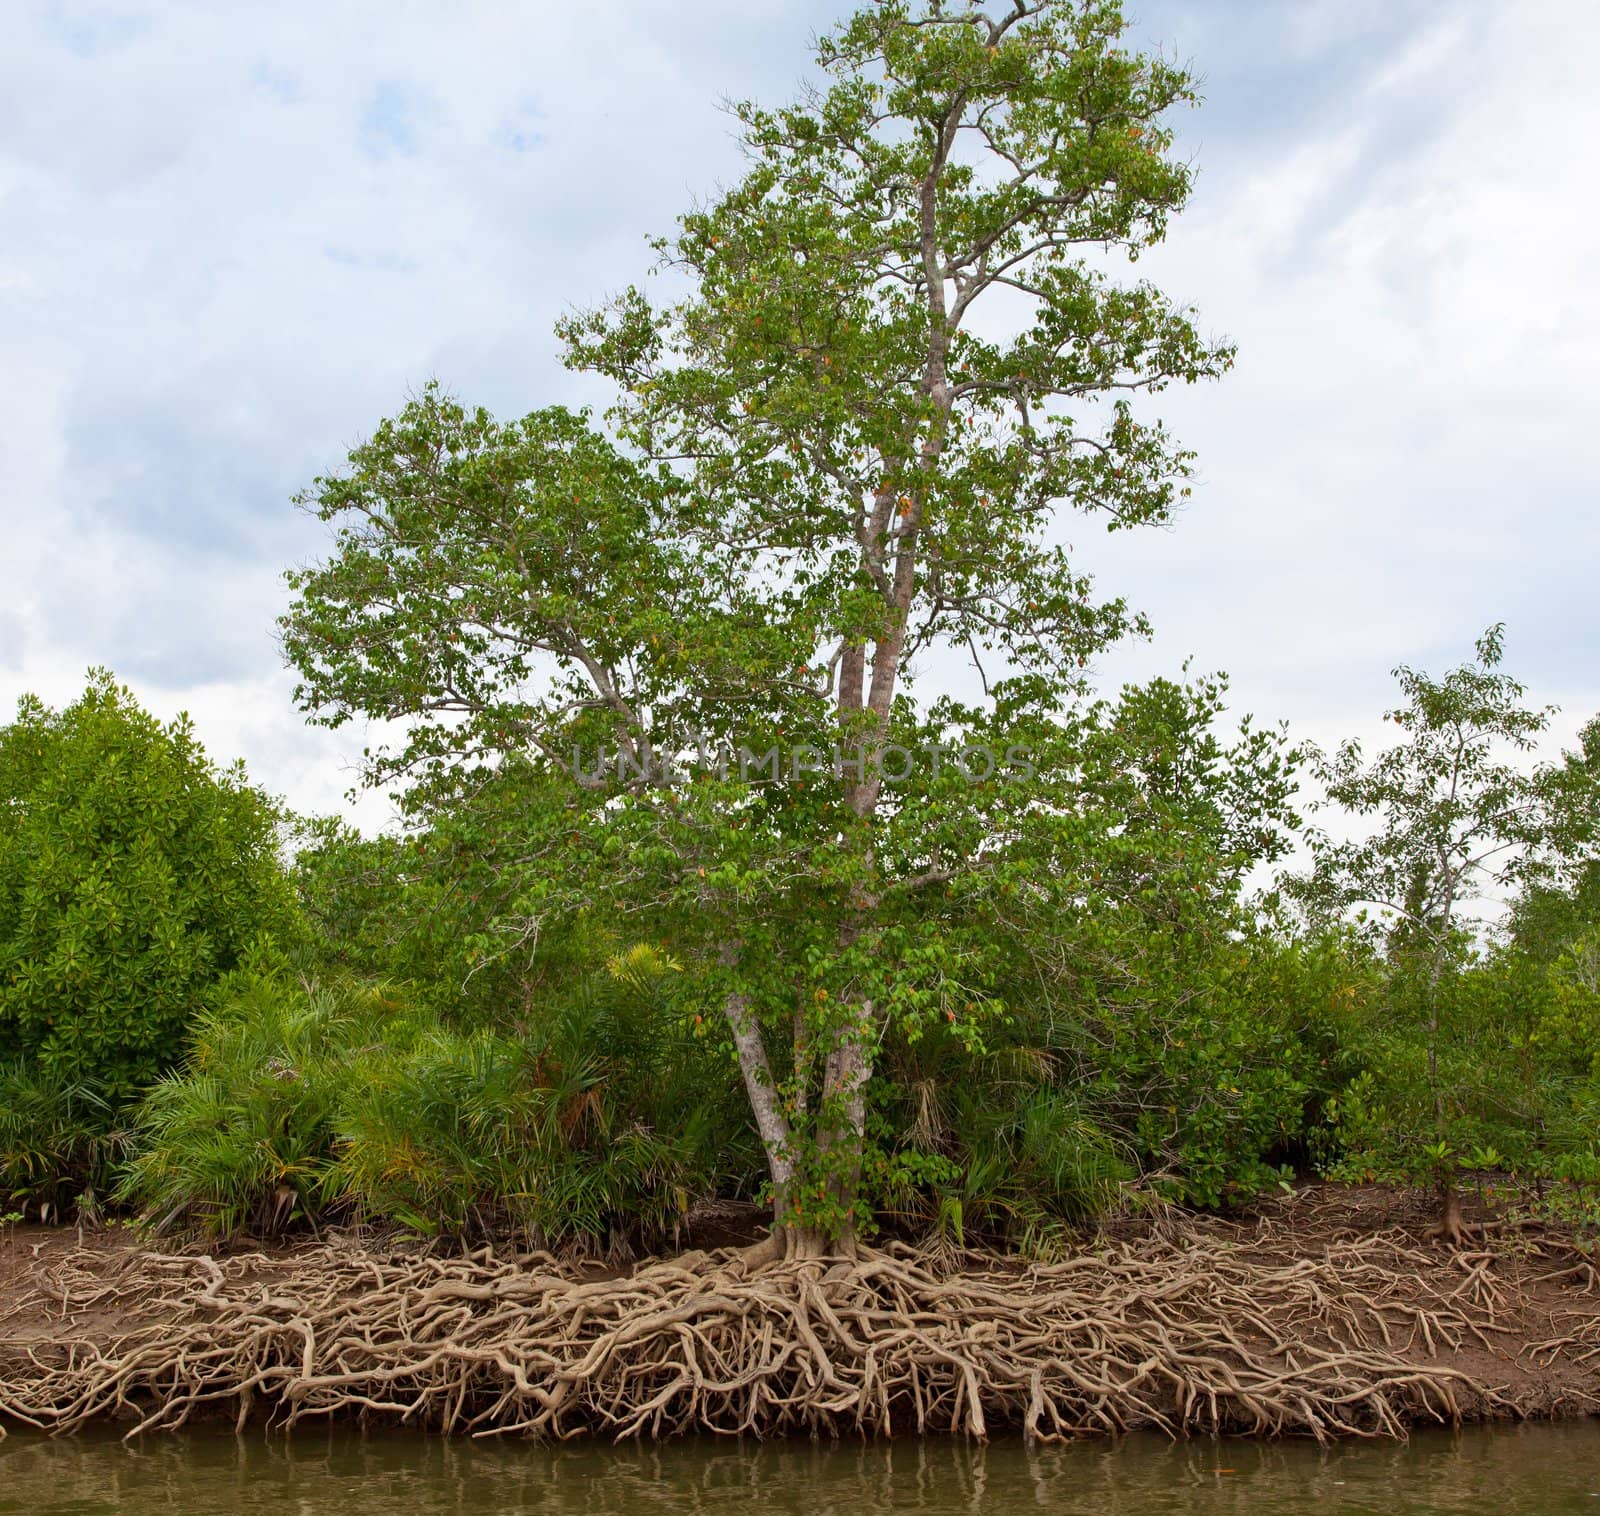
[1,1186,1596,1442]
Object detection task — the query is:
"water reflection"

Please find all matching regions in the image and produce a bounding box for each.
[1,1421,1598,1514]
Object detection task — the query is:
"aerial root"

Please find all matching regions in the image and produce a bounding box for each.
[0,1226,1569,1442]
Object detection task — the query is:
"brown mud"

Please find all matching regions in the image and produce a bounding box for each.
[0,1186,1596,1443]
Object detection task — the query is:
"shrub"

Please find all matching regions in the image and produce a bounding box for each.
[878,1028,1134,1256]
[0,672,300,1102]
[118,950,757,1250]
[337,946,756,1252]
[116,973,424,1235]
[1323,942,1600,1204]
[0,1059,120,1218]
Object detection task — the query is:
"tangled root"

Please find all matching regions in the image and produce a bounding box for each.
[0,1226,1551,1442]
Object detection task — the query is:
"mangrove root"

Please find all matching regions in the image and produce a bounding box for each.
[0,1226,1559,1442]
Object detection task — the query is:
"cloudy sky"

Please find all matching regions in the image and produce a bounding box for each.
[3,0,1596,833]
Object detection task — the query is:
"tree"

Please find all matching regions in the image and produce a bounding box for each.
[0,671,299,1104]
[1292,626,1570,1241]
[1509,714,1600,963]
[283,0,1232,1256]
[875,671,1322,1246]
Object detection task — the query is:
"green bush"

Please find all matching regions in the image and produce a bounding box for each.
[0,1059,120,1217]
[1108,929,1359,1204]
[118,950,757,1249]
[1323,942,1600,1200]
[337,946,757,1250]
[289,811,616,1033]
[116,973,425,1235]
[877,1024,1134,1256]
[874,923,1359,1252]
[0,672,300,1102]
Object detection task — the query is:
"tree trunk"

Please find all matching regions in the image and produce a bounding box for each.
[738,103,965,1267]
[736,1220,841,1269]
[721,987,796,1226]
[817,996,873,1221]
[1432,1167,1469,1249]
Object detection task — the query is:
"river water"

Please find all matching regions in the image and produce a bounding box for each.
[1,1422,1597,1514]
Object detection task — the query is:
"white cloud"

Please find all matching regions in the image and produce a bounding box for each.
[1,0,1594,833]
[1090,0,1600,739]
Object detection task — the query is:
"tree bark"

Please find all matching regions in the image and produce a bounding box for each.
[1431,1167,1471,1249]
[721,987,795,1223]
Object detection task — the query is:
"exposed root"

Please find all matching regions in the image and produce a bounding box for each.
[0,1224,1584,1443]
[1426,1187,1482,1250]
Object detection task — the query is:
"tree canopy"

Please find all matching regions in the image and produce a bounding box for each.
[283,0,1239,1252]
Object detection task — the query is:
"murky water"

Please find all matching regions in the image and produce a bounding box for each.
[2,1422,1598,1514]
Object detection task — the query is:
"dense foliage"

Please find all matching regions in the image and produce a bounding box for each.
[0,674,301,1208]
[0,672,298,1102]
[2,652,1595,1249]
[0,672,299,1178]
[280,0,1235,1253]
[2,5,1595,1255]
[1289,630,1599,1237]
[116,951,756,1253]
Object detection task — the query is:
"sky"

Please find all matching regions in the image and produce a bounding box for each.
[2,0,1596,838]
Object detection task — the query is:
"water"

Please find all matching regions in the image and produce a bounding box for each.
[1,1422,1598,1514]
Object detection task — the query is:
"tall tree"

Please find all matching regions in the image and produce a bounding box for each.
[1292,626,1570,1241]
[284,0,1232,1256]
